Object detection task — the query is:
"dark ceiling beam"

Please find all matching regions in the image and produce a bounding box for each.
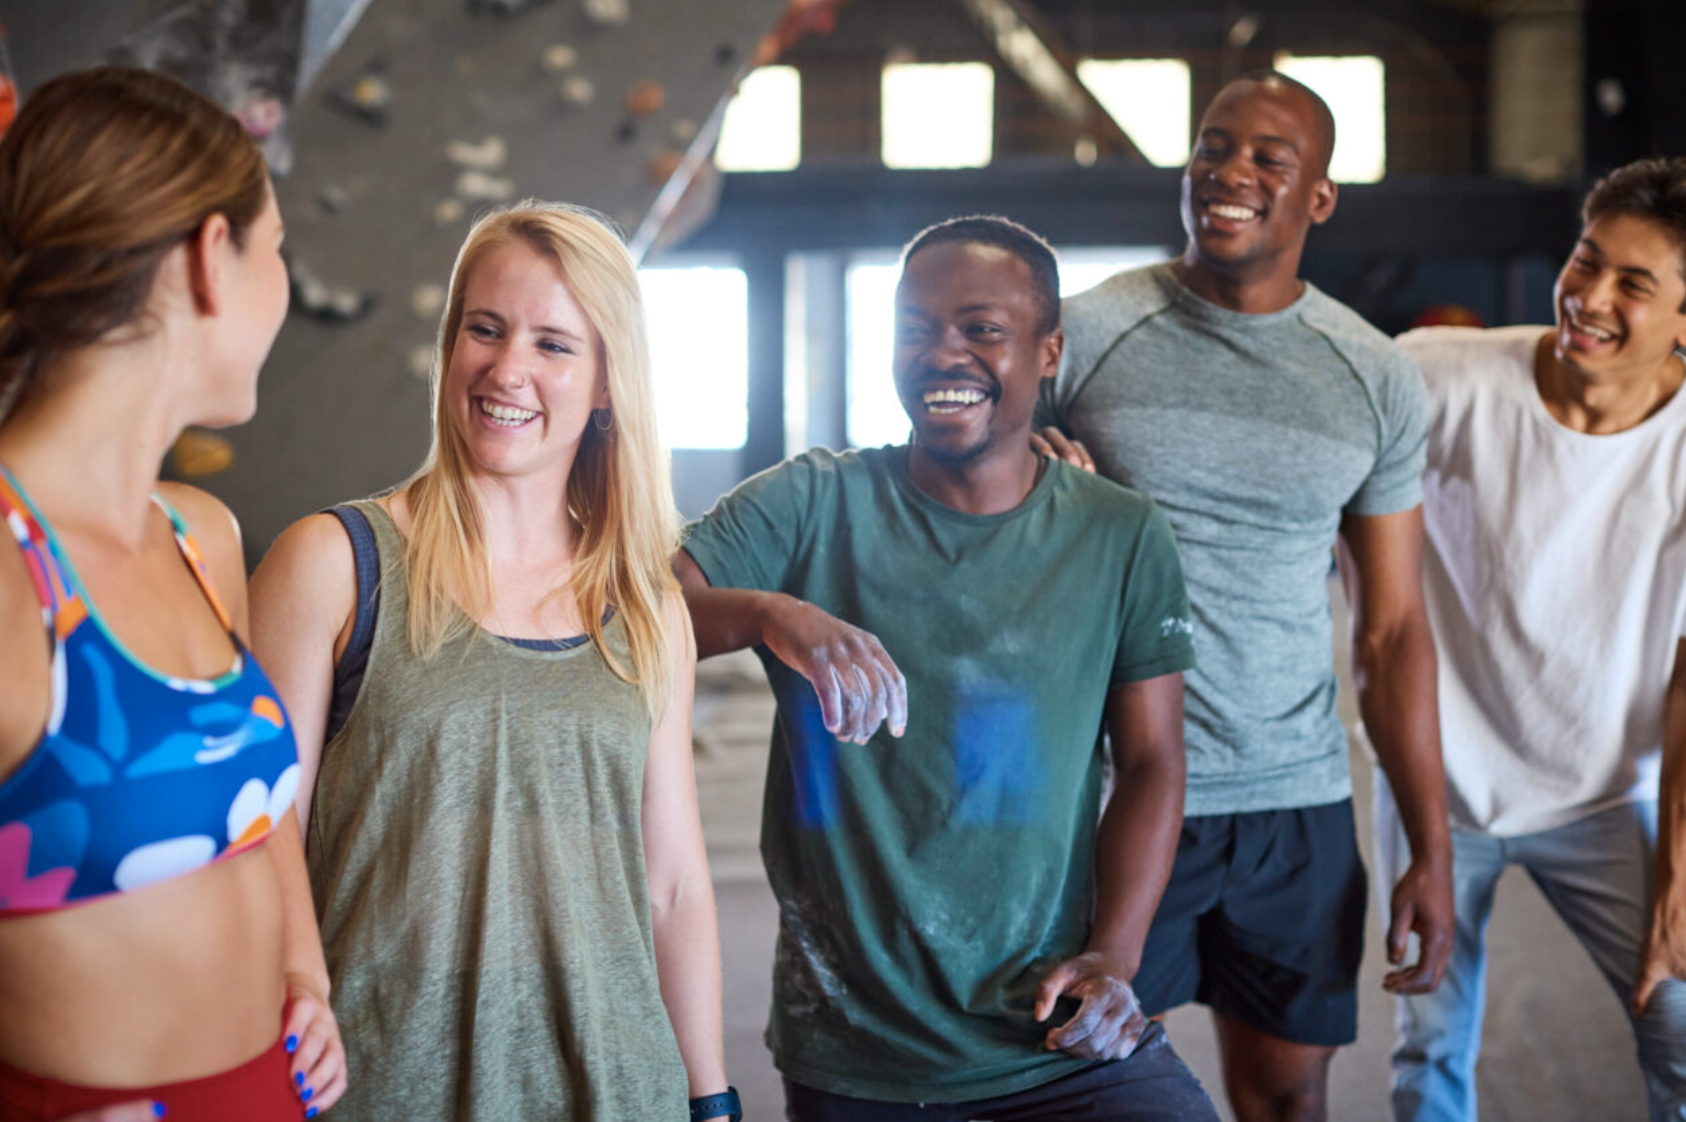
[951,0,1147,161]
[675,166,1576,257]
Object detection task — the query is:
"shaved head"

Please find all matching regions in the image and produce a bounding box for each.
[1219,69,1336,180]
[1179,66,1342,299]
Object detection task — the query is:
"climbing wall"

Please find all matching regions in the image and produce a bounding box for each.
[5,0,789,556]
[250,0,788,552]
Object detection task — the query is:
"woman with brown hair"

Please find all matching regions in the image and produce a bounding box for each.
[249,201,735,1120]
[0,67,344,1120]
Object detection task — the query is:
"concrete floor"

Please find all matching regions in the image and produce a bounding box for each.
[693,584,1651,1121]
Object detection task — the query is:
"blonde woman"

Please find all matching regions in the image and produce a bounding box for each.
[249,202,735,1120]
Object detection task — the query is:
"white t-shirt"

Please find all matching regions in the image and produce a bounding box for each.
[1401,324,1686,836]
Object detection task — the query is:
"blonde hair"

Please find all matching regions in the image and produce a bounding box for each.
[403,200,681,713]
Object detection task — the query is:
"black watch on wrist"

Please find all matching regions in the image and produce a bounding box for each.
[690,1085,743,1122]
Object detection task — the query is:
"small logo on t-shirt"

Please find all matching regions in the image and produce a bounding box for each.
[1160,615,1194,638]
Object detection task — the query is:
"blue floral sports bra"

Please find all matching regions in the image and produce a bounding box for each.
[0,465,299,915]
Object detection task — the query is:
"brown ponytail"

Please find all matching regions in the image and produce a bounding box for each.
[0,66,268,417]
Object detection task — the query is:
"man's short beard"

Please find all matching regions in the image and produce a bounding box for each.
[916,431,995,467]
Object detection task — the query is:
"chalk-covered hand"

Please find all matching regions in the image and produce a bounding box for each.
[762,596,907,744]
[1033,950,1149,1061]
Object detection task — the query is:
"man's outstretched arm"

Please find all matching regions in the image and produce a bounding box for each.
[1035,671,1186,1060]
[1338,506,1454,994]
[673,548,907,744]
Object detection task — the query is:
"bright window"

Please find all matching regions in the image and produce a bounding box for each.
[1057,247,1170,298]
[715,65,801,172]
[639,266,748,449]
[845,247,1167,448]
[1273,53,1386,183]
[1076,58,1191,167]
[846,256,907,449]
[881,62,994,169]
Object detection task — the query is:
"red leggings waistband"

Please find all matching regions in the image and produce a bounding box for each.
[0,1007,303,1122]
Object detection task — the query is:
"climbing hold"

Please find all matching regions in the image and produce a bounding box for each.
[559,75,596,107]
[468,0,550,15]
[0,75,16,136]
[317,184,351,214]
[411,285,448,320]
[646,149,683,184]
[455,170,516,202]
[235,93,285,139]
[542,43,578,73]
[583,0,631,26]
[408,346,437,381]
[625,80,664,117]
[327,62,391,126]
[445,135,508,171]
[289,260,375,323]
[171,430,235,478]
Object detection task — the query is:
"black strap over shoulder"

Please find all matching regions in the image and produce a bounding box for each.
[323,504,381,743]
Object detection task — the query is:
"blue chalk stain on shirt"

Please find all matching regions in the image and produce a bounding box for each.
[952,691,1041,824]
[770,663,841,828]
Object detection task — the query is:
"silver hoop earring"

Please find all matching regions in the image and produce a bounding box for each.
[592,407,614,431]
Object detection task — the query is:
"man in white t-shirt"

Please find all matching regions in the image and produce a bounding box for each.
[1376,157,1686,1121]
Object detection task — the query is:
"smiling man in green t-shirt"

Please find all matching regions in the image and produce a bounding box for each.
[675,216,1218,1120]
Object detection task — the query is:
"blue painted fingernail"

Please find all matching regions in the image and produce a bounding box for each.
[302,1087,314,1103]
[307,1108,318,1119]
[295,1071,305,1086]
[153,1105,167,1119]
[286,1034,299,1053]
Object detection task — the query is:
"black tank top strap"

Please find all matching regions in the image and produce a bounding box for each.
[324,504,382,744]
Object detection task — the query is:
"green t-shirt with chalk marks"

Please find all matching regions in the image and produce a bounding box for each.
[684,446,1195,1103]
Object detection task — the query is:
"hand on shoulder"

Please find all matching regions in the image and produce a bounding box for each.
[1030,427,1095,472]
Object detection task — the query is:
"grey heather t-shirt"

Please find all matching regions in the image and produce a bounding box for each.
[1039,262,1427,815]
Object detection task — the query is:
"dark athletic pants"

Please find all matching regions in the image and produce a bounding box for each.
[783,1022,1220,1121]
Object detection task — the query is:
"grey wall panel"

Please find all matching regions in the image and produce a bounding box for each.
[4,0,197,92]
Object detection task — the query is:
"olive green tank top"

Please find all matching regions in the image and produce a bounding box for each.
[307,500,688,1121]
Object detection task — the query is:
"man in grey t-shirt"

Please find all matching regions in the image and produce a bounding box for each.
[1037,70,1454,1122]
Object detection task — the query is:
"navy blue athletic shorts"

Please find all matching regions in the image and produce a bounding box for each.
[1131,799,1368,1047]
